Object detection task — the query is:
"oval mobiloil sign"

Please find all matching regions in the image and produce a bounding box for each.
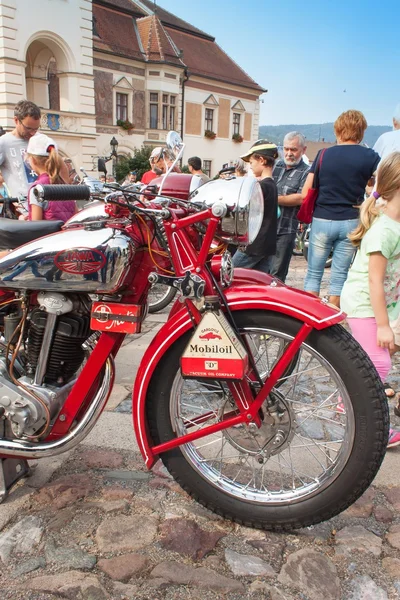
[54,247,106,275]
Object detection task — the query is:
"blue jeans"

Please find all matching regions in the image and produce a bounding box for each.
[232,250,272,273]
[304,218,357,296]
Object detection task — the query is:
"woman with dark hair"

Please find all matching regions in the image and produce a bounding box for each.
[302,110,380,308]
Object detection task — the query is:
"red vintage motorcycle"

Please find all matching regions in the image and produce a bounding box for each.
[0,133,388,531]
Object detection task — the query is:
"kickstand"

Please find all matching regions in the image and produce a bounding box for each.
[0,458,31,503]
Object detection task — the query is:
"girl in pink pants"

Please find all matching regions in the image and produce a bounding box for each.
[341,151,400,448]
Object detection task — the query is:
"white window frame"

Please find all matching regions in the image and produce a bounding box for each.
[203,94,219,135]
[203,159,212,177]
[113,77,134,126]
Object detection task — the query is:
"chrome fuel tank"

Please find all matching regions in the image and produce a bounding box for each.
[63,201,109,228]
[0,226,135,293]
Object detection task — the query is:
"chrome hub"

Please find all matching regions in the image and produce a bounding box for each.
[221,389,296,458]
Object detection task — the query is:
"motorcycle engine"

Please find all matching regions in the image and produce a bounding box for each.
[27,306,90,385]
[0,292,93,439]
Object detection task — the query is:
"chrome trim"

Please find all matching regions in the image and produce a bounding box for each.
[220,251,233,287]
[0,227,135,293]
[190,177,262,244]
[63,201,109,228]
[0,357,114,459]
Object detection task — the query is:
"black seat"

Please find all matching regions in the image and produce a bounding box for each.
[0,220,64,250]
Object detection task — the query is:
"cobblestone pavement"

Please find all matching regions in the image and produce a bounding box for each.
[0,256,400,600]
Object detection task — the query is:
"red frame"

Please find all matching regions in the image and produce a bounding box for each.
[0,196,345,467]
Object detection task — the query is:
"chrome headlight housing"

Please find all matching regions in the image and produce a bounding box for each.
[190,177,264,245]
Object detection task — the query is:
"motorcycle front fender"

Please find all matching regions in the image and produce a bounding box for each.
[133,282,345,468]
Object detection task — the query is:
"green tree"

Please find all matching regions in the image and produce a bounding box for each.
[115,145,155,182]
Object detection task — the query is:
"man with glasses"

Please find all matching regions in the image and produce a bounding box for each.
[0,100,41,200]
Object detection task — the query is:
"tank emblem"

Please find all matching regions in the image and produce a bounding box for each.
[54,248,106,274]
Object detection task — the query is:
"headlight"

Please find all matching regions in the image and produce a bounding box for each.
[246,179,264,244]
[190,177,264,245]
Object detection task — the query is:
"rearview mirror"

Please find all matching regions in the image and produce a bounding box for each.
[166,131,183,158]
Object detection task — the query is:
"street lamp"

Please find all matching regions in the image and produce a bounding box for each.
[110,136,119,157]
[110,136,119,179]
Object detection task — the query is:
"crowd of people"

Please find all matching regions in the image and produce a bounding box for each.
[231,105,400,448]
[1,98,400,446]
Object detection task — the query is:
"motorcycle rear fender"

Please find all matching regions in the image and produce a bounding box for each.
[133,282,345,468]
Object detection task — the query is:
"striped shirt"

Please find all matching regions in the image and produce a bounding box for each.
[273,159,310,235]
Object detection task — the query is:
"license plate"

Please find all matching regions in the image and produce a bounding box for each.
[181,310,248,380]
[90,302,143,334]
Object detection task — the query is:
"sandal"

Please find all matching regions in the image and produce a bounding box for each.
[384,383,396,398]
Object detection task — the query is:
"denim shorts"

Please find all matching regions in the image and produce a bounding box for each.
[304,217,358,296]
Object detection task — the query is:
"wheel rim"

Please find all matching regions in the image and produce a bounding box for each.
[148,283,174,310]
[169,326,355,505]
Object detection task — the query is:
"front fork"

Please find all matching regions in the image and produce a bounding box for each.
[151,318,312,456]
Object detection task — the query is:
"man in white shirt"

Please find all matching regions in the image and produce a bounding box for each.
[373,103,400,158]
[0,100,41,197]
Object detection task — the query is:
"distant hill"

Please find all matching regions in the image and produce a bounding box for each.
[258,123,392,148]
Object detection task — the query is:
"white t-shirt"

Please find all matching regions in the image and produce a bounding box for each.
[373,130,400,159]
[0,132,38,197]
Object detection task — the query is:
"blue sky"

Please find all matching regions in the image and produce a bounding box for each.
[159,0,400,126]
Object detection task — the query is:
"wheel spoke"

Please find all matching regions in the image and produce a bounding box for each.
[169,324,355,506]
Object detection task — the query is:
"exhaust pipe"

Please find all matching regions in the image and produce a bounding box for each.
[0,358,114,459]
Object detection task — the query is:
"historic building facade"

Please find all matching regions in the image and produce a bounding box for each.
[0,0,264,177]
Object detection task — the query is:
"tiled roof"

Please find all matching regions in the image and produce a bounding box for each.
[137,0,213,39]
[93,1,263,93]
[136,15,183,65]
[96,0,212,38]
[93,5,144,60]
[165,27,264,92]
[95,0,147,16]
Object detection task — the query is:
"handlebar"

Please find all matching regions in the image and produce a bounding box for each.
[0,197,19,204]
[33,184,91,202]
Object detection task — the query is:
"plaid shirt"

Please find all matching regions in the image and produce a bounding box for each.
[273,159,310,235]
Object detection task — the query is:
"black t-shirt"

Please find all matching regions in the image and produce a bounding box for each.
[311,145,380,220]
[246,177,277,256]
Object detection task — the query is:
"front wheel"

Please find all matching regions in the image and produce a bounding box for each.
[147,311,388,531]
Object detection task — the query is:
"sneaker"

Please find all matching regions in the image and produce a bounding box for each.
[387,428,400,448]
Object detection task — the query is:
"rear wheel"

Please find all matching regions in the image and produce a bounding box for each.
[147,311,388,530]
[148,284,177,313]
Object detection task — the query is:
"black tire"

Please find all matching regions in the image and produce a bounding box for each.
[148,284,177,314]
[147,311,388,531]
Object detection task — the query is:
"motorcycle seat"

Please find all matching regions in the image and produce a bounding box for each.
[0,220,64,250]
